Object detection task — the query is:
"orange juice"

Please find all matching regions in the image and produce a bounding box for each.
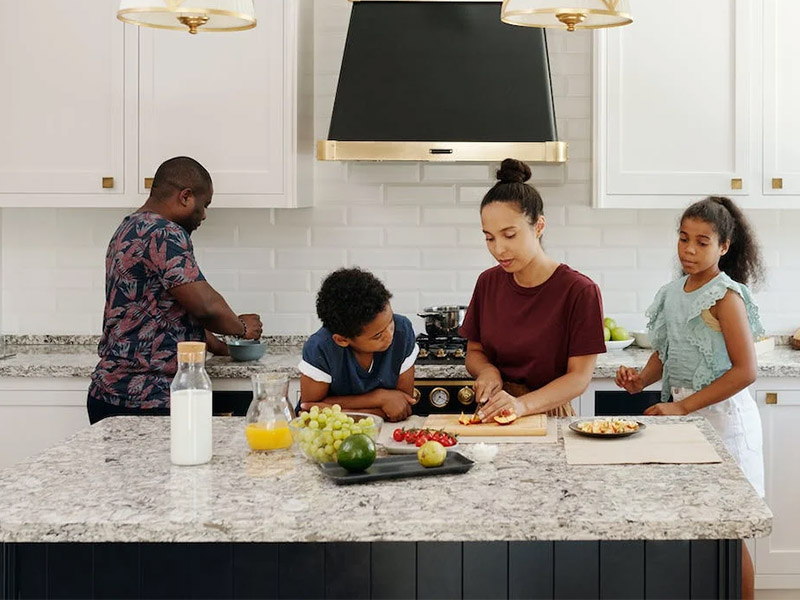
[245,423,293,451]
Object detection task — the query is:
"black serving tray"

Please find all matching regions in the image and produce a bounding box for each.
[317,452,474,484]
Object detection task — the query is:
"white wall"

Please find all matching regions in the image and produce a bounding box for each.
[2,0,799,336]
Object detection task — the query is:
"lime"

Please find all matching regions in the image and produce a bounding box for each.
[337,433,376,472]
[603,317,617,330]
[417,440,447,468]
[603,326,611,342]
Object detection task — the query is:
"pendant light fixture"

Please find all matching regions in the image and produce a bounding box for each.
[117,1,256,34]
[501,0,632,32]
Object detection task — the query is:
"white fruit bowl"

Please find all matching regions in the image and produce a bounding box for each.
[605,338,634,351]
[631,330,652,348]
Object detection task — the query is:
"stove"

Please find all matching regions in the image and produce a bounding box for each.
[412,333,474,415]
[414,333,467,364]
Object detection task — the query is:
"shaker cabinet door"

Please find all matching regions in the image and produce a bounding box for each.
[755,386,800,586]
[595,0,752,207]
[137,0,286,203]
[762,0,800,199]
[0,0,125,197]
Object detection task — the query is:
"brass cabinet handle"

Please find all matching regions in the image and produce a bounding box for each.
[766,392,778,405]
[731,178,743,190]
[102,177,114,189]
[772,178,783,190]
[144,177,154,189]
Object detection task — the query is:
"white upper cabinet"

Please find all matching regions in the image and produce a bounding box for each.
[0,1,125,199]
[763,0,800,198]
[0,0,311,208]
[595,0,798,209]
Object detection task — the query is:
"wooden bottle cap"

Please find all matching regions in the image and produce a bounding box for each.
[177,341,207,362]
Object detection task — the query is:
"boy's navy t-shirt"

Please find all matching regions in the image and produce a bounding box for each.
[298,314,418,396]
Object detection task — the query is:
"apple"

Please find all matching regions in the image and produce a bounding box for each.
[603,317,617,330]
[603,326,611,342]
[611,327,629,341]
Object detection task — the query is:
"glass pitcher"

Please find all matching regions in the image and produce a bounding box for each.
[245,373,294,451]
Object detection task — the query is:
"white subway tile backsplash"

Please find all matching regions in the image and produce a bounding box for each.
[387,185,456,205]
[348,206,419,226]
[348,163,421,184]
[203,249,274,271]
[261,314,313,336]
[276,248,346,269]
[422,249,493,269]
[545,226,602,247]
[315,180,384,206]
[567,205,637,226]
[567,248,637,269]
[275,206,347,226]
[458,186,487,205]
[239,225,310,248]
[239,269,309,292]
[422,207,480,226]
[313,227,384,247]
[457,227,487,248]
[384,270,456,292]
[348,248,421,268]
[275,292,317,313]
[422,164,492,183]
[386,227,457,247]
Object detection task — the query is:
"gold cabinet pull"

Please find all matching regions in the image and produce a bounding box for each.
[772,178,783,190]
[730,178,743,190]
[766,392,778,405]
[102,177,114,189]
[144,177,154,189]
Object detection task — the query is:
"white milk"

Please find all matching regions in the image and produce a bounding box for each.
[170,389,213,465]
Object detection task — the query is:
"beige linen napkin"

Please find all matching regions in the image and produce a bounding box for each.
[563,422,722,465]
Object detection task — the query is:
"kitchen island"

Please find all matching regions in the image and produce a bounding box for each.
[0,416,771,599]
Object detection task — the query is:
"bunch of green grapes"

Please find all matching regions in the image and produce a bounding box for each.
[292,404,376,462]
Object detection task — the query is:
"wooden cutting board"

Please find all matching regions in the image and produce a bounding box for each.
[423,413,547,437]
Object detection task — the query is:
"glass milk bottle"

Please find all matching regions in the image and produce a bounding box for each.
[170,341,213,465]
[245,373,294,451]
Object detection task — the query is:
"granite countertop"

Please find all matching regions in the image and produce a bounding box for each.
[1,338,799,379]
[0,415,772,544]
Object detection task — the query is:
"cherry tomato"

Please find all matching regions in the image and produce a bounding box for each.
[393,428,405,442]
[415,437,427,447]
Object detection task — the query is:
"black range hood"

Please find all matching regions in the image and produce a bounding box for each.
[317,0,567,162]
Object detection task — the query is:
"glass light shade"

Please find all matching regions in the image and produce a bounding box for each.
[501,0,632,31]
[117,0,256,34]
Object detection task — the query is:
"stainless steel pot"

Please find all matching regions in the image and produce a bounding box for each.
[417,305,468,337]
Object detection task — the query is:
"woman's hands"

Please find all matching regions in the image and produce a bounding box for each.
[615,366,645,394]
[477,390,525,423]
[474,367,503,405]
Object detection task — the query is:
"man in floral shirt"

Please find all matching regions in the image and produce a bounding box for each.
[88,157,262,423]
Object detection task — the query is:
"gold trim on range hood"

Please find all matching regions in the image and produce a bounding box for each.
[317,140,568,162]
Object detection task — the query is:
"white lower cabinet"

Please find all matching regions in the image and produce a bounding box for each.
[0,378,90,469]
[754,381,800,589]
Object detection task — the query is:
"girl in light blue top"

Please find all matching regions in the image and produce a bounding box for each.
[615,196,765,599]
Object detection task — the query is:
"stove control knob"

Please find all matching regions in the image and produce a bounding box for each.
[410,388,420,405]
[418,348,429,358]
[453,347,465,359]
[435,348,447,358]
[457,386,475,405]
[430,387,450,408]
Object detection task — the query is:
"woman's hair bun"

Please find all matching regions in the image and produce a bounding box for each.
[496,158,532,184]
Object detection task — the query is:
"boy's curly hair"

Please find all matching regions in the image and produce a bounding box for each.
[316,267,392,338]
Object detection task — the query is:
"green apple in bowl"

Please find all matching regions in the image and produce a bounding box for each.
[603,317,617,331]
[610,327,629,341]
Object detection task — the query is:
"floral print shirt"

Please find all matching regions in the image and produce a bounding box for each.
[89,212,206,408]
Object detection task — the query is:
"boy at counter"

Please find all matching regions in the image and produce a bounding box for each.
[297,267,418,422]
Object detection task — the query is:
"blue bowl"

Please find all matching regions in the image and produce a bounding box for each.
[226,339,267,362]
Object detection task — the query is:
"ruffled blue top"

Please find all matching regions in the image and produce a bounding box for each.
[646,272,764,403]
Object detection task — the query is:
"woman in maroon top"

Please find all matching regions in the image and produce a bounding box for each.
[460,158,606,420]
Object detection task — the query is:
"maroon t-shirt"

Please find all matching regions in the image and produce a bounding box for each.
[460,264,606,391]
